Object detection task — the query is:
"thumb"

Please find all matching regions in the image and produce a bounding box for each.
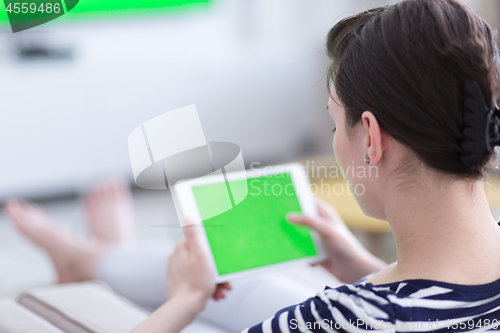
[315,196,340,221]
[286,213,330,237]
[183,223,203,252]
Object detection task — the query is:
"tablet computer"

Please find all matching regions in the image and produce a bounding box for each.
[173,163,326,282]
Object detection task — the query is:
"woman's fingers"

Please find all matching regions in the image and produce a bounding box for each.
[286,213,331,236]
[212,290,225,301]
[215,288,225,300]
[179,219,233,303]
[174,240,188,254]
[219,282,232,291]
[315,196,342,221]
[183,220,204,253]
[315,197,334,219]
[286,198,342,234]
[211,283,231,301]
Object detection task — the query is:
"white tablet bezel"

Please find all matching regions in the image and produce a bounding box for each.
[173,162,327,283]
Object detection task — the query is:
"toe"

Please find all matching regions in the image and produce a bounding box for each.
[4,199,29,225]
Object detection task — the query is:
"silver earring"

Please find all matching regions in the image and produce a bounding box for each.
[364,155,370,165]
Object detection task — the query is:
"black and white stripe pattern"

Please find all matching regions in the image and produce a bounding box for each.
[243,275,500,332]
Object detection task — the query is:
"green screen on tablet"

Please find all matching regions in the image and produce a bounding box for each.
[191,172,318,275]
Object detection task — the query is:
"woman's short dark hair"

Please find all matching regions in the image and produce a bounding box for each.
[326,0,500,178]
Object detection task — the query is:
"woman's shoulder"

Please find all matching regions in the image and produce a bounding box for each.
[243,276,500,333]
[322,271,500,326]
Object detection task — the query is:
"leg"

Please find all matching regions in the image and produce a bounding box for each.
[84,179,136,245]
[97,244,318,332]
[3,178,172,307]
[3,199,106,283]
[96,243,173,312]
[200,274,317,332]
[3,179,135,284]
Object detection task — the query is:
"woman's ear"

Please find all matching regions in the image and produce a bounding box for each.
[361,111,383,165]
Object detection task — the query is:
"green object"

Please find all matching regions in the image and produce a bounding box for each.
[0,0,211,28]
[192,173,318,276]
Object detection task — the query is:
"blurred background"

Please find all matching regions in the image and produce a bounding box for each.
[0,0,347,200]
[1,0,500,297]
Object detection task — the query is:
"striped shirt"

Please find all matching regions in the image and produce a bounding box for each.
[243,272,500,332]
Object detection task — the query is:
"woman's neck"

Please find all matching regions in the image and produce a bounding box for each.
[383,175,500,285]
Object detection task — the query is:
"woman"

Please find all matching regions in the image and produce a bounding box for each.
[131,0,500,331]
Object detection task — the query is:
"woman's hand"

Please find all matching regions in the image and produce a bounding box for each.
[130,220,232,333]
[167,220,232,313]
[287,197,387,284]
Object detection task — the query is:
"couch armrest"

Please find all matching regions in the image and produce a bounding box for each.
[0,298,64,333]
[17,282,149,333]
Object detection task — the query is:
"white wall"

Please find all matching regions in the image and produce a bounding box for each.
[0,0,365,200]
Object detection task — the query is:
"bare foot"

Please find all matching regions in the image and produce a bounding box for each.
[84,179,136,246]
[3,179,137,284]
[3,200,106,284]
